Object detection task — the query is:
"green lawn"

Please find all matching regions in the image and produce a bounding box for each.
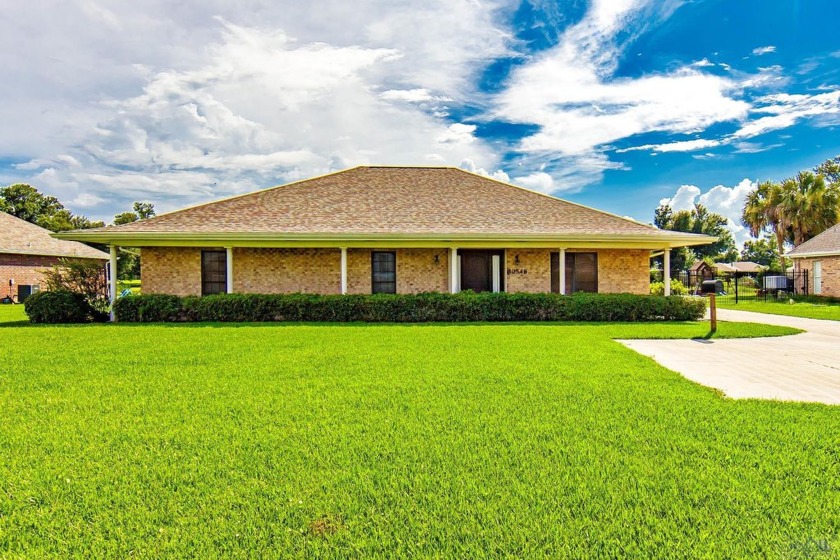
[718,298,840,321]
[1,310,837,558]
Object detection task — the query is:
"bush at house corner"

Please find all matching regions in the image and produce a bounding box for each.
[24,291,109,323]
[112,292,707,323]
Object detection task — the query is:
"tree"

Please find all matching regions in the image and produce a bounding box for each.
[742,172,840,271]
[814,156,840,185]
[114,201,156,225]
[0,183,103,232]
[112,202,156,279]
[740,237,779,268]
[654,202,738,271]
[742,180,789,271]
[778,171,839,247]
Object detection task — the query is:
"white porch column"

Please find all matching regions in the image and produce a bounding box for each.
[449,247,458,294]
[340,247,348,294]
[109,245,118,321]
[663,248,671,296]
[225,247,234,294]
[559,247,566,295]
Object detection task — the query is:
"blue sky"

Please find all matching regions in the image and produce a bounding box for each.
[2,0,839,245]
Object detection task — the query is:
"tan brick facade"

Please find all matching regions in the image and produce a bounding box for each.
[141,247,202,296]
[234,248,341,294]
[140,246,650,296]
[504,249,551,292]
[348,249,448,294]
[502,248,649,294]
[596,249,651,294]
[794,256,840,297]
[0,254,62,301]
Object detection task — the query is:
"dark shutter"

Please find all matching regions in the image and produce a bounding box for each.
[201,250,227,295]
[371,251,396,294]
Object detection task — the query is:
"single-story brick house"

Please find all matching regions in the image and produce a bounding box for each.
[56,167,713,307]
[1,211,109,302]
[789,222,840,297]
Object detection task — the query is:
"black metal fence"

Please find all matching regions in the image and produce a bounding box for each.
[653,269,809,303]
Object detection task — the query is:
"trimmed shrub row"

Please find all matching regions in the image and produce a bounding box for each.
[113,292,707,323]
[24,290,109,324]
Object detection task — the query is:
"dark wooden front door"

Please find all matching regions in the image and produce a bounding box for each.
[460,250,503,292]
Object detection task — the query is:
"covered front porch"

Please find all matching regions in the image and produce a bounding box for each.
[103,244,672,316]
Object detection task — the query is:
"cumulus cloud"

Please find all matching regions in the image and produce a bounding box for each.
[459,158,510,183]
[0,1,510,218]
[659,178,756,246]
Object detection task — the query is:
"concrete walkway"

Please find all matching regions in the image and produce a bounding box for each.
[619,309,840,405]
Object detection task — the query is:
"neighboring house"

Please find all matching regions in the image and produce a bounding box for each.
[788,223,840,297]
[56,167,714,302]
[0,211,110,302]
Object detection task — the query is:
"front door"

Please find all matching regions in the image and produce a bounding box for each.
[460,250,503,292]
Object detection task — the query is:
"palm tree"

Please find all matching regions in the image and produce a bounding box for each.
[742,180,788,271]
[778,171,839,246]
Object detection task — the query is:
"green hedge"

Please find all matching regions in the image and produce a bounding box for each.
[113,292,707,323]
[24,290,107,323]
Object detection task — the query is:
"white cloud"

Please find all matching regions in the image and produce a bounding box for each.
[690,58,715,68]
[618,138,721,153]
[513,171,557,194]
[0,1,510,219]
[491,0,749,186]
[752,45,776,56]
[734,91,840,138]
[459,158,510,183]
[659,178,756,246]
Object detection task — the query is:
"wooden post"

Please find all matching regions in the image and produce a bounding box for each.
[709,293,717,333]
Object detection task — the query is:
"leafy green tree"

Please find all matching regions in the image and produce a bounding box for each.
[654,203,738,272]
[0,183,102,232]
[740,237,779,268]
[112,202,156,279]
[814,156,840,185]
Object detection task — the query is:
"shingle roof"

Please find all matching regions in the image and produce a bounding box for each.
[0,211,109,260]
[788,223,840,257]
[57,166,713,247]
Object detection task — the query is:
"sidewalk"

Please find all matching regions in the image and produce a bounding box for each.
[619,309,840,405]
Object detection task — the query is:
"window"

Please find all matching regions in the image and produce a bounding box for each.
[201,250,227,295]
[371,251,396,294]
[551,252,598,294]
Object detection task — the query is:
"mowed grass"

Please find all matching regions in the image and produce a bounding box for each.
[1,311,838,558]
[718,298,840,321]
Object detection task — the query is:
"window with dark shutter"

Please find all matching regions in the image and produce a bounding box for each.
[551,252,598,294]
[201,250,227,295]
[371,251,396,294]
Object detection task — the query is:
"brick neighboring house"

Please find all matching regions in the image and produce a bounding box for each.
[56,166,714,304]
[1,211,109,302]
[788,223,840,297]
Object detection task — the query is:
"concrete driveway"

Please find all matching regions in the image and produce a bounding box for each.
[619,308,840,405]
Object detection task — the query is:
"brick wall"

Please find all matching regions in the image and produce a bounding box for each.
[140,246,651,296]
[596,249,650,294]
[504,249,550,293]
[233,248,340,294]
[347,248,448,294]
[501,248,649,295]
[795,256,840,297]
[0,253,63,300]
[141,247,202,296]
